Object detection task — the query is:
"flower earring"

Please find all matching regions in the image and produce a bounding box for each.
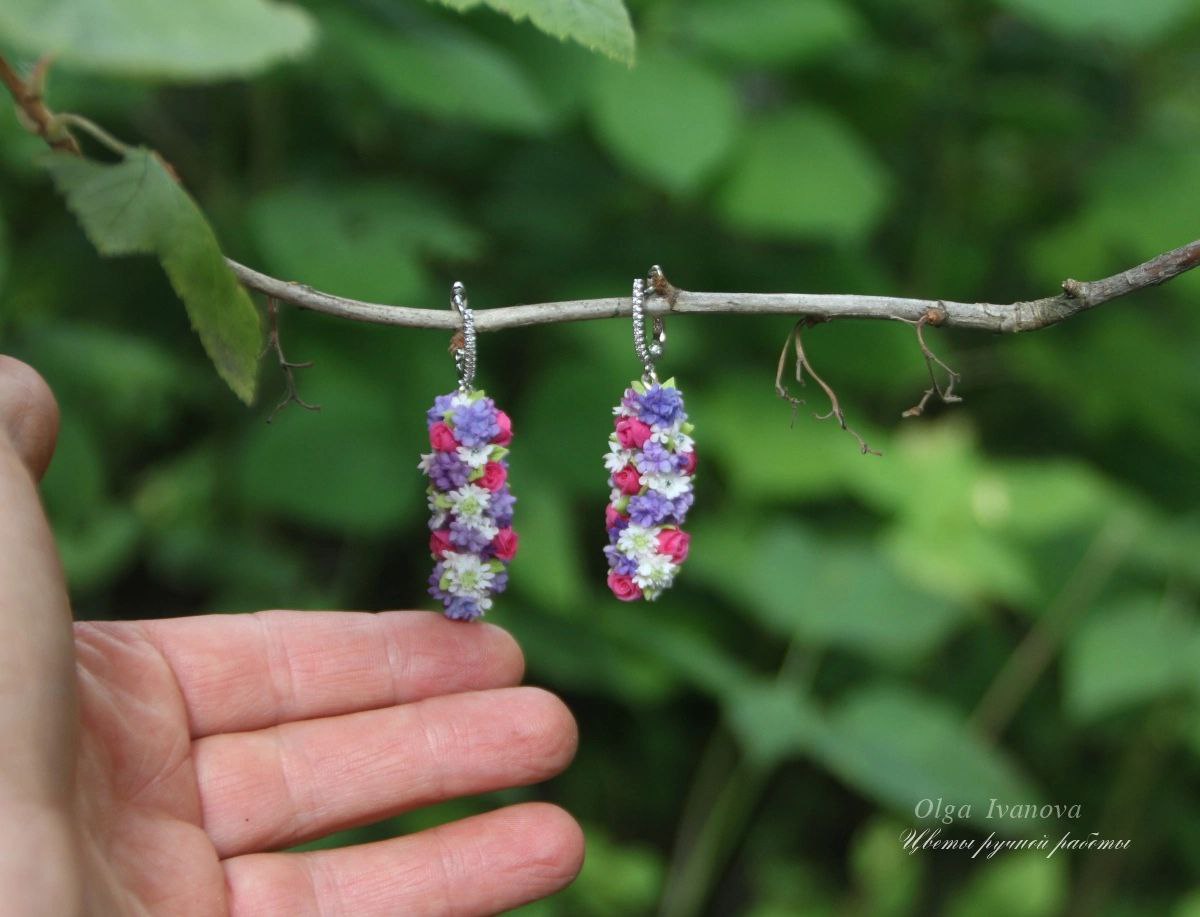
[420,282,518,621]
[603,266,696,601]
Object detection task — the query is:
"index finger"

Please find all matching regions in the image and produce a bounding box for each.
[102,609,526,737]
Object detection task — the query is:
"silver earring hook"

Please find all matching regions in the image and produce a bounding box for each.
[451,281,476,393]
[632,268,666,384]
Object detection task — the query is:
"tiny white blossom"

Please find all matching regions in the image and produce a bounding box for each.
[456,444,493,469]
[447,484,492,520]
[418,452,436,473]
[649,421,684,445]
[634,553,677,592]
[643,471,691,499]
[442,551,495,599]
[604,446,634,474]
[617,524,661,561]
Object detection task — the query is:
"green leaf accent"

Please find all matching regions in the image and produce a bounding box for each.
[719,108,889,242]
[323,10,551,134]
[42,150,262,403]
[590,51,738,194]
[0,0,313,80]
[426,0,635,64]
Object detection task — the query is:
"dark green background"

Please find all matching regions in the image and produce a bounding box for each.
[2,0,1199,914]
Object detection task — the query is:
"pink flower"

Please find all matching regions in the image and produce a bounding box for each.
[430,529,453,558]
[613,465,642,496]
[492,527,519,561]
[429,421,459,452]
[681,450,698,475]
[492,410,513,446]
[479,462,507,491]
[657,529,691,564]
[615,417,652,449]
[605,503,629,530]
[607,572,642,602]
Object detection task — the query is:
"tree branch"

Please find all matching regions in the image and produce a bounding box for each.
[225,238,1200,333]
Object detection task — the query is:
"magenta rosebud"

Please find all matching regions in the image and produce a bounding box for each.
[429,421,459,452]
[480,461,507,491]
[681,450,697,475]
[605,503,628,529]
[492,410,513,446]
[615,417,652,449]
[430,529,453,558]
[607,571,642,601]
[613,464,642,495]
[492,527,519,561]
[657,528,690,564]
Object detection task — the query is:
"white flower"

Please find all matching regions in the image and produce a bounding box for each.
[643,471,691,499]
[456,444,493,469]
[427,493,447,529]
[447,484,492,520]
[612,403,636,417]
[604,445,634,474]
[442,551,495,599]
[634,553,677,592]
[417,452,436,473]
[617,524,661,561]
[649,421,684,446]
[610,487,625,505]
[457,516,499,541]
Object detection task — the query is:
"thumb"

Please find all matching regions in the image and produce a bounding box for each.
[0,356,75,806]
[0,356,59,480]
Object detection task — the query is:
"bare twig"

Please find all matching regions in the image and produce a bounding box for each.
[899,306,963,418]
[0,55,80,154]
[263,297,320,423]
[775,319,880,456]
[221,237,1200,333]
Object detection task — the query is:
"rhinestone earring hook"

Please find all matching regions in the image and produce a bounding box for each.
[632,268,666,384]
[451,281,476,393]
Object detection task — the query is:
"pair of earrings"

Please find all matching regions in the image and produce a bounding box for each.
[419,269,696,621]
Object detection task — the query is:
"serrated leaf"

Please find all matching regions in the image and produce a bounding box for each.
[815,686,1042,833]
[719,108,889,242]
[425,0,635,64]
[0,0,313,80]
[324,10,550,134]
[42,150,262,403]
[589,50,739,194]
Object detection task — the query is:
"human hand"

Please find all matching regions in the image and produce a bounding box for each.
[0,357,583,916]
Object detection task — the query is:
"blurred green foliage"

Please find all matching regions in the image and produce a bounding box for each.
[2,0,1200,913]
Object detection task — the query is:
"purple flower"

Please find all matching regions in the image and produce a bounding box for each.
[427,392,457,425]
[454,398,500,447]
[636,441,675,474]
[604,544,638,576]
[426,452,470,490]
[638,384,685,428]
[608,517,630,540]
[489,486,517,527]
[449,520,493,553]
[620,388,642,415]
[428,562,448,602]
[672,491,694,522]
[445,596,483,621]
[628,490,673,527]
[491,569,509,594]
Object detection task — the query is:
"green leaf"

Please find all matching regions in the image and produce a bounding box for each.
[248,183,481,303]
[1064,597,1199,722]
[425,0,635,64]
[723,680,824,767]
[946,855,1068,917]
[719,108,889,242]
[815,686,1041,833]
[682,0,863,66]
[323,11,550,134]
[0,0,313,80]
[993,0,1198,46]
[589,50,739,194]
[42,150,262,403]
